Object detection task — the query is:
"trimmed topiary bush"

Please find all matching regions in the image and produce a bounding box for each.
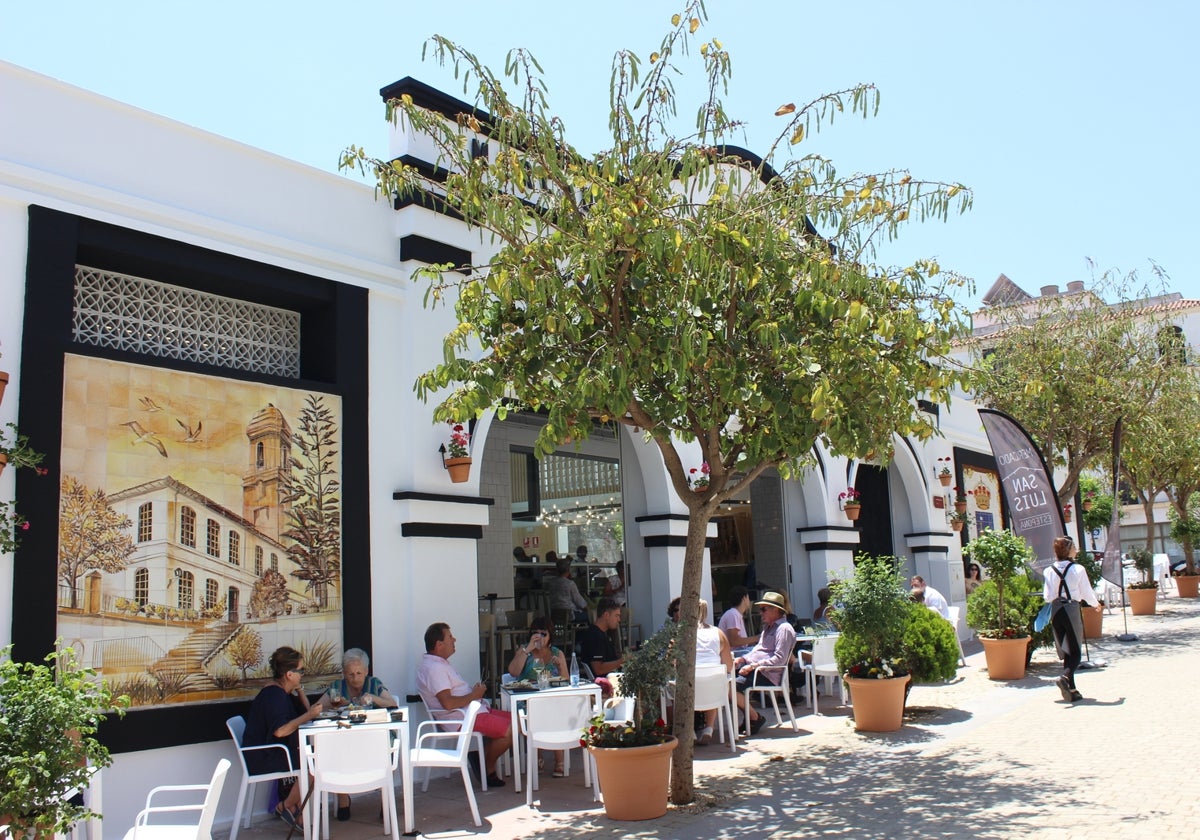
[903,603,961,682]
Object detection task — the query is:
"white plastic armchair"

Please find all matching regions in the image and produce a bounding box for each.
[410,700,484,828]
[799,635,844,716]
[694,665,738,753]
[745,664,800,731]
[120,758,230,840]
[226,715,297,839]
[520,693,598,806]
[304,727,400,840]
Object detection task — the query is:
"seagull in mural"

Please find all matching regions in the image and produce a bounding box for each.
[139,396,164,412]
[121,421,168,458]
[176,418,203,443]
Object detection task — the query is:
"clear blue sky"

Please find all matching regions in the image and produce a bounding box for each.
[3,0,1196,308]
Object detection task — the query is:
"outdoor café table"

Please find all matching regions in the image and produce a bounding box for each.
[298,708,413,839]
[500,680,602,793]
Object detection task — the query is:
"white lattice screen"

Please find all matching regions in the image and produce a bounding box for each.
[72,265,301,377]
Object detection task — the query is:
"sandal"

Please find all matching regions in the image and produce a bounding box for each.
[552,764,566,778]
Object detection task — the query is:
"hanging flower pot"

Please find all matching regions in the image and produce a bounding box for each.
[444,456,472,483]
[843,502,861,521]
[950,519,964,532]
[0,452,6,475]
[1081,499,1094,512]
[938,473,952,487]
[954,501,968,514]
[0,371,8,408]
[1063,505,1073,523]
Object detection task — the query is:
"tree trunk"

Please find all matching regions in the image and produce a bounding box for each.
[667,506,713,806]
[1142,496,1157,555]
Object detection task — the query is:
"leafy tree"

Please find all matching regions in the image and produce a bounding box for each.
[970,270,1176,505]
[249,568,290,619]
[343,2,973,801]
[57,475,136,609]
[224,627,263,681]
[280,394,341,608]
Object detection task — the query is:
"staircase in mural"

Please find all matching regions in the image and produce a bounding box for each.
[147,622,238,693]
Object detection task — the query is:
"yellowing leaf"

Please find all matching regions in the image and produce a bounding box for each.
[650,52,660,64]
[700,42,708,56]
[672,13,681,25]
[713,38,723,48]
[948,185,961,197]
[790,125,804,145]
[858,186,871,199]
[690,17,700,33]
[775,103,796,116]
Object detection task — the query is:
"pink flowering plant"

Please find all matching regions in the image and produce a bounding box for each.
[0,423,46,472]
[0,499,29,554]
[445,421,471,458]
[935,457,952,478]
[688,462,711,491]
[839,487,861,505]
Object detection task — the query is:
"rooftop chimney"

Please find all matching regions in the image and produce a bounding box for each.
[1066,281,1084,293]
[1040,285,1059,297]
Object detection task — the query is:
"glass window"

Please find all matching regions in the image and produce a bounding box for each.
[180,506,196,548]
[177,571,194,610]
[134,567,149,607]
[205,578,218,610]
[137,502,153,542]
[206,519,220,557]
[254,546,264,576]
[228,531,241,566]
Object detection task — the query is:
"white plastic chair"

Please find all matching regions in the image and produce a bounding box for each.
[946,606,967,667]
[120,758,230,840]
[418,692,494,789]
[410,700,484,828]
[304,727,399,840]
[520,693,598,806]
[225,716,297,839]
[694,665,738,753]
[745,664,800,731]
[800,636,844,716]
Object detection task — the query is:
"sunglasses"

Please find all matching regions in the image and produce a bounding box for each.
[291,667,306,675]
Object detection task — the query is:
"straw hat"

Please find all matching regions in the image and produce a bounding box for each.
[754,591,787,611]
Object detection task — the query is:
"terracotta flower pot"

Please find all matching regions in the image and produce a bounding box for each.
[938,474,952,487]
[844,675,908,732]
[954,501,968,514]
[444,456,472,483]
[843,503,861,521]
[588,736,677,820]
[980,636,1029,680]
[1128,587,1157,615]
[1175,575,1200,598]
[0,452,6,474]
[0,370,8,407]
[950,520,964,532]
[1081,500,1093,512]
[1082,605,1103,639]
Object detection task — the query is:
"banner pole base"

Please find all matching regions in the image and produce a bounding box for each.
[1115,633,1138,642]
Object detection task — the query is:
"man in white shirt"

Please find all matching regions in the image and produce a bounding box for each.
[910,576,950,619]
[416,622,512,787]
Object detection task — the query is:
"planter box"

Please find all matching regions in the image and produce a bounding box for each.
[1082,605,1103,639]
[980,636,1029,680]
[588,736,677,820]
[1128,587,1157,616]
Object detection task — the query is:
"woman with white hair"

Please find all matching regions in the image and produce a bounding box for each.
[318,647,398,821]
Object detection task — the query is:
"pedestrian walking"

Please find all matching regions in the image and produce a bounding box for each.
[1042,535,1101,702]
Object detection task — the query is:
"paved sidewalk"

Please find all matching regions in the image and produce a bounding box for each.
[230,592,1200,839]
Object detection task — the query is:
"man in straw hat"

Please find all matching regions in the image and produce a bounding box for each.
[730,591,797,735]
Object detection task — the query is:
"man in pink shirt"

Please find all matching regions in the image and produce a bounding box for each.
[416,622,512,787]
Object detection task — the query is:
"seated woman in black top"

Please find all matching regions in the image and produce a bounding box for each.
[242,646,324,826]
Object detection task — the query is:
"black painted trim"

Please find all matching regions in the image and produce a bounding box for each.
[796,525,859,535]
[643,535,718,549]
[16,206,371,753]
[392,491,494,507]
[399,234,472,275]
[401,523,484,539]
[909,545,951,555]
[802,542,860,552]
[634,513,689,523]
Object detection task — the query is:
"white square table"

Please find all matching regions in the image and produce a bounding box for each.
[500,682,601,793]
[298,708,413,838]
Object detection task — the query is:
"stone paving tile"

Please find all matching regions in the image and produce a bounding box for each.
[225,595,1200,839]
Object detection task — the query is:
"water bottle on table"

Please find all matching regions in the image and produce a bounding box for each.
[569,652,580,686]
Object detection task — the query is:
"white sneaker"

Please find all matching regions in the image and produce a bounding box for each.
[696,726,713,746]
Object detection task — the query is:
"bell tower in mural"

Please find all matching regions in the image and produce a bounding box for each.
[242,404,293,543]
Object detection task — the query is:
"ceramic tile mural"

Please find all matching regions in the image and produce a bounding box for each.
[962,464,1003,539]
[56,355,344,708]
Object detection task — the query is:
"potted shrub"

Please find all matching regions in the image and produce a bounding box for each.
[0,423,46,476]
[949,510,968,532]
[966,572,1053,663]
[952,486,970,514]
[839,487,862,521]
[1126,545,1158,615]
[0,643,127,836]
[935,457,953,487]
[829,553,914,732]
[580,620,682,820]
[441,420,473,483]
[1168,508,1200,598]
[964,529,1034,680]
[1074,551,1106,637]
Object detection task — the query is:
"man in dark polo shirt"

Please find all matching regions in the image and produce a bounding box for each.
[578,597,624,676]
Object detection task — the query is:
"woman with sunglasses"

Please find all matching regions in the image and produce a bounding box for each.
[242,646,325,827]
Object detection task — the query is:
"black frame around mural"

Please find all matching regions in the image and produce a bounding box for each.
[14,206,372,752]
[952,446,1002,546]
